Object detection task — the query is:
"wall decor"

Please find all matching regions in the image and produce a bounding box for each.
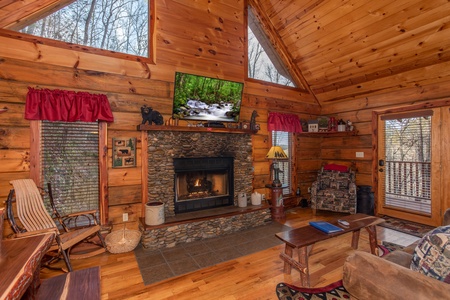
[113,137,136,168]
[308,120,319,132]
[140,105,164,125]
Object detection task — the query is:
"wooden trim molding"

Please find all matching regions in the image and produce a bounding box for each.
[141,130,149,218]
[137,124,257,134]
[29,120,41,185]
[98,122,109,225]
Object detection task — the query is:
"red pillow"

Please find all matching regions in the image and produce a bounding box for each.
[323,164,349,172]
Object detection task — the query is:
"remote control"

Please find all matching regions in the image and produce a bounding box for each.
[338,219,349,226]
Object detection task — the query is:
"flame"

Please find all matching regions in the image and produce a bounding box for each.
[194,179,201,187]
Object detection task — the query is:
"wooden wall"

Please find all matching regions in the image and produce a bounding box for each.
[2,0,450,234]
[0,0,317,235]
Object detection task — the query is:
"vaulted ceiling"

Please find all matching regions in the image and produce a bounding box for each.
[251,0,450,106]
[2,0,449,107]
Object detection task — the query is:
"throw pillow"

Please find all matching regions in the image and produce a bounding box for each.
[410,225,450,283]
[323,164,349,172]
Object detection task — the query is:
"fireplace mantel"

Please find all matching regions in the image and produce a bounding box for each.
[137,124,257,134]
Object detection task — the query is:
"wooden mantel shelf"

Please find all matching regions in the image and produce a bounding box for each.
[298,130,358,137]
[137,124,257,134]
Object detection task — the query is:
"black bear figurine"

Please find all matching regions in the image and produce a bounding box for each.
[141,105,164,125]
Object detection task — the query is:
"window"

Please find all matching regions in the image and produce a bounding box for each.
[16,0,150,58]
[271,131,292,195]
[41,121,99,216]
[248,7,295,87]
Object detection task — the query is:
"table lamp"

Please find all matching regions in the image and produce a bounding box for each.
[266,146,288,187]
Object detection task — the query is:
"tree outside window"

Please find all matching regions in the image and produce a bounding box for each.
[248,7,295,87]
[16,0,149,57]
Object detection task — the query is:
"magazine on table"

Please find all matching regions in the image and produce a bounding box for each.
[309,221,344,234]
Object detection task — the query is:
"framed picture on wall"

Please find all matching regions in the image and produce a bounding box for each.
[112,137,136,168]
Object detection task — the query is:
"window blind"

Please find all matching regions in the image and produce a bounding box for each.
[272,131,292,195]
[41,121,99,216]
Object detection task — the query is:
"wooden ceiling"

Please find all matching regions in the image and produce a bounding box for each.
[1,0,449,107]
[252,0,450,106]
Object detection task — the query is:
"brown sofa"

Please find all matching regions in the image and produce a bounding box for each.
[343,213,450,299]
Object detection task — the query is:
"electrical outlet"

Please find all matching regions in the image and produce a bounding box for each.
[122,213,128,222]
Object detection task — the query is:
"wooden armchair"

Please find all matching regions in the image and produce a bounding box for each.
[5,179,106,272]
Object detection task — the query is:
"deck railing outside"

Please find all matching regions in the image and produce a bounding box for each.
[384,160,431,214]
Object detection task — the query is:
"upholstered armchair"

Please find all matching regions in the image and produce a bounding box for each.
[310,164,357,214]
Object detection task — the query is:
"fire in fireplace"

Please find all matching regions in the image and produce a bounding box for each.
[173,157,234,213]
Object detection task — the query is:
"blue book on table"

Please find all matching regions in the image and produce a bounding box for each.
[309,221,344,234]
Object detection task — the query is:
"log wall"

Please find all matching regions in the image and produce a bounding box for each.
[2,0,450,234]
[0,0,317,234]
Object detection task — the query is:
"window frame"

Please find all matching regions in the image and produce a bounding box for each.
[247,10,294,87]
[30,120,109,225]
[0,0,155,64]
[246,2,308,92]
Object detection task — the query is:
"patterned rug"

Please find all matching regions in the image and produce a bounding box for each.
[381,241,405,253]
[275,281,350,300]
[379,216,434,237]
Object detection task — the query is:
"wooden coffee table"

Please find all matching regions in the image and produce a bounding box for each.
[275,213,384,287]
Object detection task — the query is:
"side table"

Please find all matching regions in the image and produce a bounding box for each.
[1,232,55,300]
[266,185,285,221]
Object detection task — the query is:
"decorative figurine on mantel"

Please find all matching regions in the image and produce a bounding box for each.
[141,105,164,125]
[250,110,259,131]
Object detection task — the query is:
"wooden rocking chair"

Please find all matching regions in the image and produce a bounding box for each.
[5,179,106,272]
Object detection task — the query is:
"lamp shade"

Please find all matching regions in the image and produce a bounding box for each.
[265,146,288,160]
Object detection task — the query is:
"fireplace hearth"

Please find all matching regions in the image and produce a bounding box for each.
[173,157,234,213]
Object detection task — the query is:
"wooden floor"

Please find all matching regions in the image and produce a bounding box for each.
[40,208,419,300]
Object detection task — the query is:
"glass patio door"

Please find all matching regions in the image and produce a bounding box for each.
[377,109,441,226]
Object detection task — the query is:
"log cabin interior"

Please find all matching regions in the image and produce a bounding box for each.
[1,0,450,299]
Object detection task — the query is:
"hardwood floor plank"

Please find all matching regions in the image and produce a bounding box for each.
[38,208,412,299]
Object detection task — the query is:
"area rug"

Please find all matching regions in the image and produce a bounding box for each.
[275,281,350,300]
[134,222,290,286]
[379,216,434,237]
[381,241,405,253]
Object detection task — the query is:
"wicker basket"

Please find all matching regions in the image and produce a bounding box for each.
[105,229,141,254]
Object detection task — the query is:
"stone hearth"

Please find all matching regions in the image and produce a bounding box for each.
[139,205,271,250]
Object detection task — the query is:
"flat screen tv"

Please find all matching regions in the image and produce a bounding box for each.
[172,72,244,123]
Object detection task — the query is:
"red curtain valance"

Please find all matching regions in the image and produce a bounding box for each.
[267,112,302,133]
[25,87,114,122]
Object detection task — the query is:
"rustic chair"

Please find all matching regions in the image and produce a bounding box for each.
[310,164,357,215]
[5,179,106,272]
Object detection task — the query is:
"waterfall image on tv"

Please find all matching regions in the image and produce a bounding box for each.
[172,72,244,123]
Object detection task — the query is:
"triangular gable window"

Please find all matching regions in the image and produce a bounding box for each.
[14,0,149,58]
[248,7,295,87]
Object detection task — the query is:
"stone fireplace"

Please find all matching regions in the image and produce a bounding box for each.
[146,131,253,218]
[140,129,272,250]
